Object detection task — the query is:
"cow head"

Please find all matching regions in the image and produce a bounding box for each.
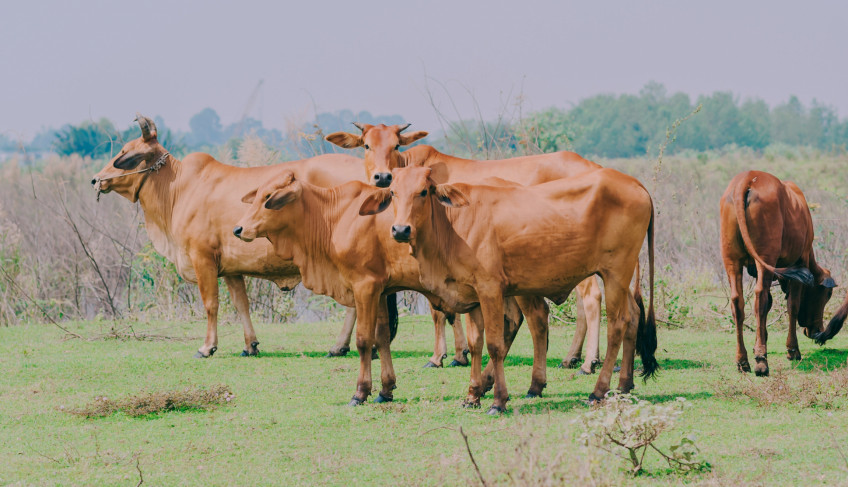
[91,113,167,203]
[359,166,468,246]
[796,265,838,336]
[325,123,427,188]
[234,171,303,242]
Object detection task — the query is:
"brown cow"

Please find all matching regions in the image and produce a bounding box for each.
[719,171,845,376]
[233,172,546,405]
[92,114,372,358]
[327,123,605,374]
[363,166,658,413]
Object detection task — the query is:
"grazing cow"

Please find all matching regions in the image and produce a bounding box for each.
[234,172,543,405]
[719,171,845,376]
[92,114,372,358]
[363,166,658,414]
[326,123,605,374]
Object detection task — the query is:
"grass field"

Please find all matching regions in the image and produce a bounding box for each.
[2,315,847,486]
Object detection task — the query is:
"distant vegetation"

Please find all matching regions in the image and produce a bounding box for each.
[3,82,847,161]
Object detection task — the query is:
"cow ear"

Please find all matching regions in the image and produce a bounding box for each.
[434,184,469,208]
[821,276,838,288]
[113,153,146,170]
[359,189,392,216]
[398,131,428,146]
[241,189,258,204]
[265,182,302,210]
[325,132,363,149]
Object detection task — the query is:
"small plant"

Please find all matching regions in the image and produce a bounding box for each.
[575,393,710,474]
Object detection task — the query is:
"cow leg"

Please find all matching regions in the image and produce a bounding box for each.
[562,292,587,368]
[726,262,749,372]
[450,314,470,366]
[223,276,259,356]
[328,308,356,357]
[617,294,640,393]
[590,280,631,401]
[480,293,510,414]
[482,298,523,394]
[785,282,803,361]
[374,295,397,402]
[192,254,220,358]
[580,278,602,374]
[349,283,381,406]
[463,306,486,408]
[516,296,549,398]
[752,265,774,377]
[426,307,448,368]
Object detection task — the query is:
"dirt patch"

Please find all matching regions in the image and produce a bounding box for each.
[69,384,234,418]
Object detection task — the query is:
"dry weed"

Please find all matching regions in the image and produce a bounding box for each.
[69,384,235,418]
[714,368,848,408]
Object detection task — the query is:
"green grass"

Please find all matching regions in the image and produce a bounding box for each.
[1,316,847,485]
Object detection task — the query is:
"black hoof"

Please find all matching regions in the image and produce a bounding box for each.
[486,405,506,415]
[373,393,393,403]
[462,399,481,409]
[326,346,350,358]
[613,365,621,373]
[524,391,541,399]
[193,351,207,359]
[577,368,590,376]
[193,347,216,359]
[423,361,441,368]
[587,393,603,404]
[240,350,249,357]
[737,360,751,373]
[348,396,365,407]
[449,359,469,367]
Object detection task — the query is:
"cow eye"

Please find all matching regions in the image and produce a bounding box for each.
[364,144,370,150]
[419,189,427,197]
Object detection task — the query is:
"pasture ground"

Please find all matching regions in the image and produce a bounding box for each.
[2,315,847,485]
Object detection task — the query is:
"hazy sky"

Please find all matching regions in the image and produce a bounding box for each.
[2,0,846,139]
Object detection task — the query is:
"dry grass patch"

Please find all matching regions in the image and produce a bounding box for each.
[714,368,848,408]
[69,384,234,418]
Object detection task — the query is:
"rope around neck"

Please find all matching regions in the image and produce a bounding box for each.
[95,152,170,202]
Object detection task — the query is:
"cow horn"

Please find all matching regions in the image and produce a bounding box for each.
[352,122,367,133]
[397,123,411,133]
[135,112,158,141]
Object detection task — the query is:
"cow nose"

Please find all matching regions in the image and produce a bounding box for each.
[391,224,411,242]
[374,172,393,188]
[233,226,243,238]
[90,178,97,185]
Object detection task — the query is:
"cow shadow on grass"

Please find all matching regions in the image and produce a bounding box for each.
[791,347,847,372]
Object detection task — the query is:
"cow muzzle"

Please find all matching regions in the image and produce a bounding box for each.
[373,172,393,188]
[233,225,255,242]
[391,224,412,242]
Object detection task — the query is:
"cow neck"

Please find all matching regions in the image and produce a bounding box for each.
[289,183,350,272]
[135,153,179,236]
[414,195,465,281]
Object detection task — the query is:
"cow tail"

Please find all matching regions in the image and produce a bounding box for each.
[637,200,659,381]
[387,293,399,343]
[733,176,815,286]
[815,292,848,345]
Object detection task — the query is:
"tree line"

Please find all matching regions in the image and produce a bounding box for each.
[6,82,847,161]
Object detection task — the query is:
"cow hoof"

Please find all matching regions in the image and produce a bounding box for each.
[348,396,366,407]
[193,346,217,359]
[423,361,441,368]
[587,393,603,405]
[373,393,393,403]
[754,356,769,377]
[737,360,751,373]
[786,349,802,361]
[559,357,581,369]
[524,391,541,399]
[241,342,260,357]
[449,359,469,367]
[577,368,590,375]
[326,346,350,358]
[613,365,621,373]
[462,398,481,409]
[487,405,506,416]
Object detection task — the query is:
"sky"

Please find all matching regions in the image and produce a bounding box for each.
[1,0,847,139]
